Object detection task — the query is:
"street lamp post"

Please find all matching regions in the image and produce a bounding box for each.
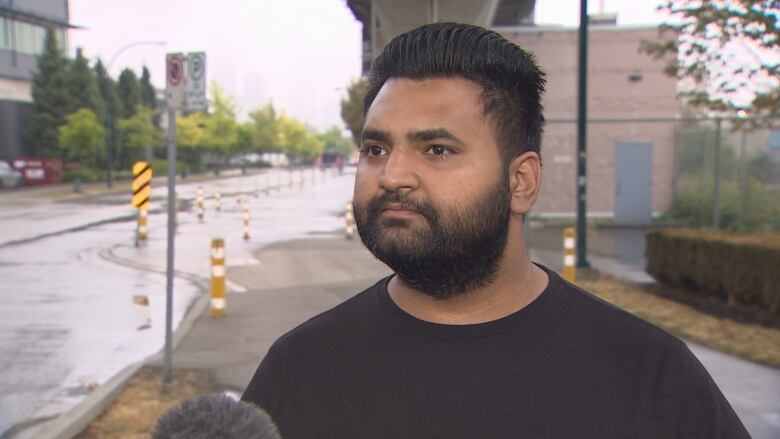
[105,41,166,188]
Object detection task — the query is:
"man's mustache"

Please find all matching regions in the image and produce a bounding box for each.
[365,192,437,221]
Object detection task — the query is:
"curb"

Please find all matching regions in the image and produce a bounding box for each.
[31,363,144,439]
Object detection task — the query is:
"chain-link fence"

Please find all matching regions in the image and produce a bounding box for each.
[668,118,780,232]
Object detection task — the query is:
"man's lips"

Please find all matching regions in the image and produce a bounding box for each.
[380,203,421,217]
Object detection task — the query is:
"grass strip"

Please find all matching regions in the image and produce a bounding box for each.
[580,277,780,368]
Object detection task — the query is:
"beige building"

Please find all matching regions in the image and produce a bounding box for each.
[506,25,680,218]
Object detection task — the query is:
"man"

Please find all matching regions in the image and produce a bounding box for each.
[243,22,749,438]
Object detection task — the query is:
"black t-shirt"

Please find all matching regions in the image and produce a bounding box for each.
[242,265,749,438]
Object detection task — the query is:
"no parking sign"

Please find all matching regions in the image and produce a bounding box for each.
[165,53,185,109]
[165,52,207,111]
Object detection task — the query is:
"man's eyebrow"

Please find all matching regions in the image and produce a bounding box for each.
[361,128,391,143]
[407,128,464,145]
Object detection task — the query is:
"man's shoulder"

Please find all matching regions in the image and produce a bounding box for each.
[554,274,686,356]
[272,277,387,351]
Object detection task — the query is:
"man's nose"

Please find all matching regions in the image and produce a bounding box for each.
[378,149,419,192]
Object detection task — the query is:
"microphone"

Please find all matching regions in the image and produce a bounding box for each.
[152,393,281,439]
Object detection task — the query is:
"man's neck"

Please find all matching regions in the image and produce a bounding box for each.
[387,251,549,325]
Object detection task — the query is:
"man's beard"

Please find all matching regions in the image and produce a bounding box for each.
[354,173,511,299]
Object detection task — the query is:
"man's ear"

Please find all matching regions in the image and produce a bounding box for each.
[509,151,542,216]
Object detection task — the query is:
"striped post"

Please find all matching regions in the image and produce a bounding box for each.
[563,227,577,282]
[131,161,152,244]
[345,201,355,239]
[242,200,250,240]
[210,237,226,317]
[196,185,205,221]
[215,187,222,212]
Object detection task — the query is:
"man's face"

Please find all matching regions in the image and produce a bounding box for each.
[353,78,511,299]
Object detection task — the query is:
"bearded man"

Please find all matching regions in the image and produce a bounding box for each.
[242,22,749,438]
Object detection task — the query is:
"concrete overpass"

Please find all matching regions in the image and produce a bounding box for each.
[346,0,536,72]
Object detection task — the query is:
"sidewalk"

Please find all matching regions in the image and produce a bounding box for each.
[145,235,392,391]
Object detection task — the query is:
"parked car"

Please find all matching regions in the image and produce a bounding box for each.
[0,160,22,188]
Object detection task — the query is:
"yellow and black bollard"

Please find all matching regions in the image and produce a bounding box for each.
[563,227,576,282]
[210,237,227,317]
[131,160,152,245]
[345,201,355,239]
[196,185,205,221]
[242,200,250,240]
[215,187,222,212]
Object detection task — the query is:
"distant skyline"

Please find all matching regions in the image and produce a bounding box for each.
[68,0,666,130]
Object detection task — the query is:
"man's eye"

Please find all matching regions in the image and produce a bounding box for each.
[362,145,386,157]
[428,145,451,156]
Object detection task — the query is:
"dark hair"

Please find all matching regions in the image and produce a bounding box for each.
[364,22,546,165]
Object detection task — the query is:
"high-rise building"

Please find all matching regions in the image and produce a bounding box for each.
[0,0,73,159]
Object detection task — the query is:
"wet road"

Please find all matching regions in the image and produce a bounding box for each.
[0,168,354,437]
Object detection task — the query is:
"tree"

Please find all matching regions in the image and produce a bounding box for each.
[176,111,208,170]
[116,68,141,118]
[277,115,323,161]
[116,106,163,168]
[640,1,779,118]
[67,48,105,121]
[202,82,239,156]
[318,125,355,158]
[139,66,157,109]
[25,25,71,156]
[340,77,367,146]
[58,109,105,166]
[248,102,279,152]
[93,59,123,128]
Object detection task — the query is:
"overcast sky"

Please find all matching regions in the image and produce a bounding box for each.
[68,0,666,130]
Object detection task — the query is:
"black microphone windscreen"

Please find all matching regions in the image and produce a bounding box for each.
[153,393,281,439]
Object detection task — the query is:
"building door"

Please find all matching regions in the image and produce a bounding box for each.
[614,141,653,225]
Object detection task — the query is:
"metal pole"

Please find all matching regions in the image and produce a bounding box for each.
[163,107,176,384]
[712,118,722,229]
[576,0,590,268]
[738,127,748,221]
[107,103,114,188]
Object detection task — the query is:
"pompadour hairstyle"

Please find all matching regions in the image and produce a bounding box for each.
[364,22,546,165]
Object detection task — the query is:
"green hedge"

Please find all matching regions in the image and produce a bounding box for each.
[647,229,780,314]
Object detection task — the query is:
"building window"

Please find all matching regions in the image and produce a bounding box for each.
[0,18,9,50]
[0,18,55,56]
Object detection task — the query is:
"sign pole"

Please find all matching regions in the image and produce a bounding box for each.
[161,50,204,387]
[163,106,176,385]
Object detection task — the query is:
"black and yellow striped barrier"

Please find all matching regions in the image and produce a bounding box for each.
[242,200,250,240]
[210,237,226,317]
[132,161,152,242]
[563,227,576,282]
[196,185,205,221]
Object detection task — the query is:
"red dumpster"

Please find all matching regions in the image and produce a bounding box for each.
[10,157,63,186]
